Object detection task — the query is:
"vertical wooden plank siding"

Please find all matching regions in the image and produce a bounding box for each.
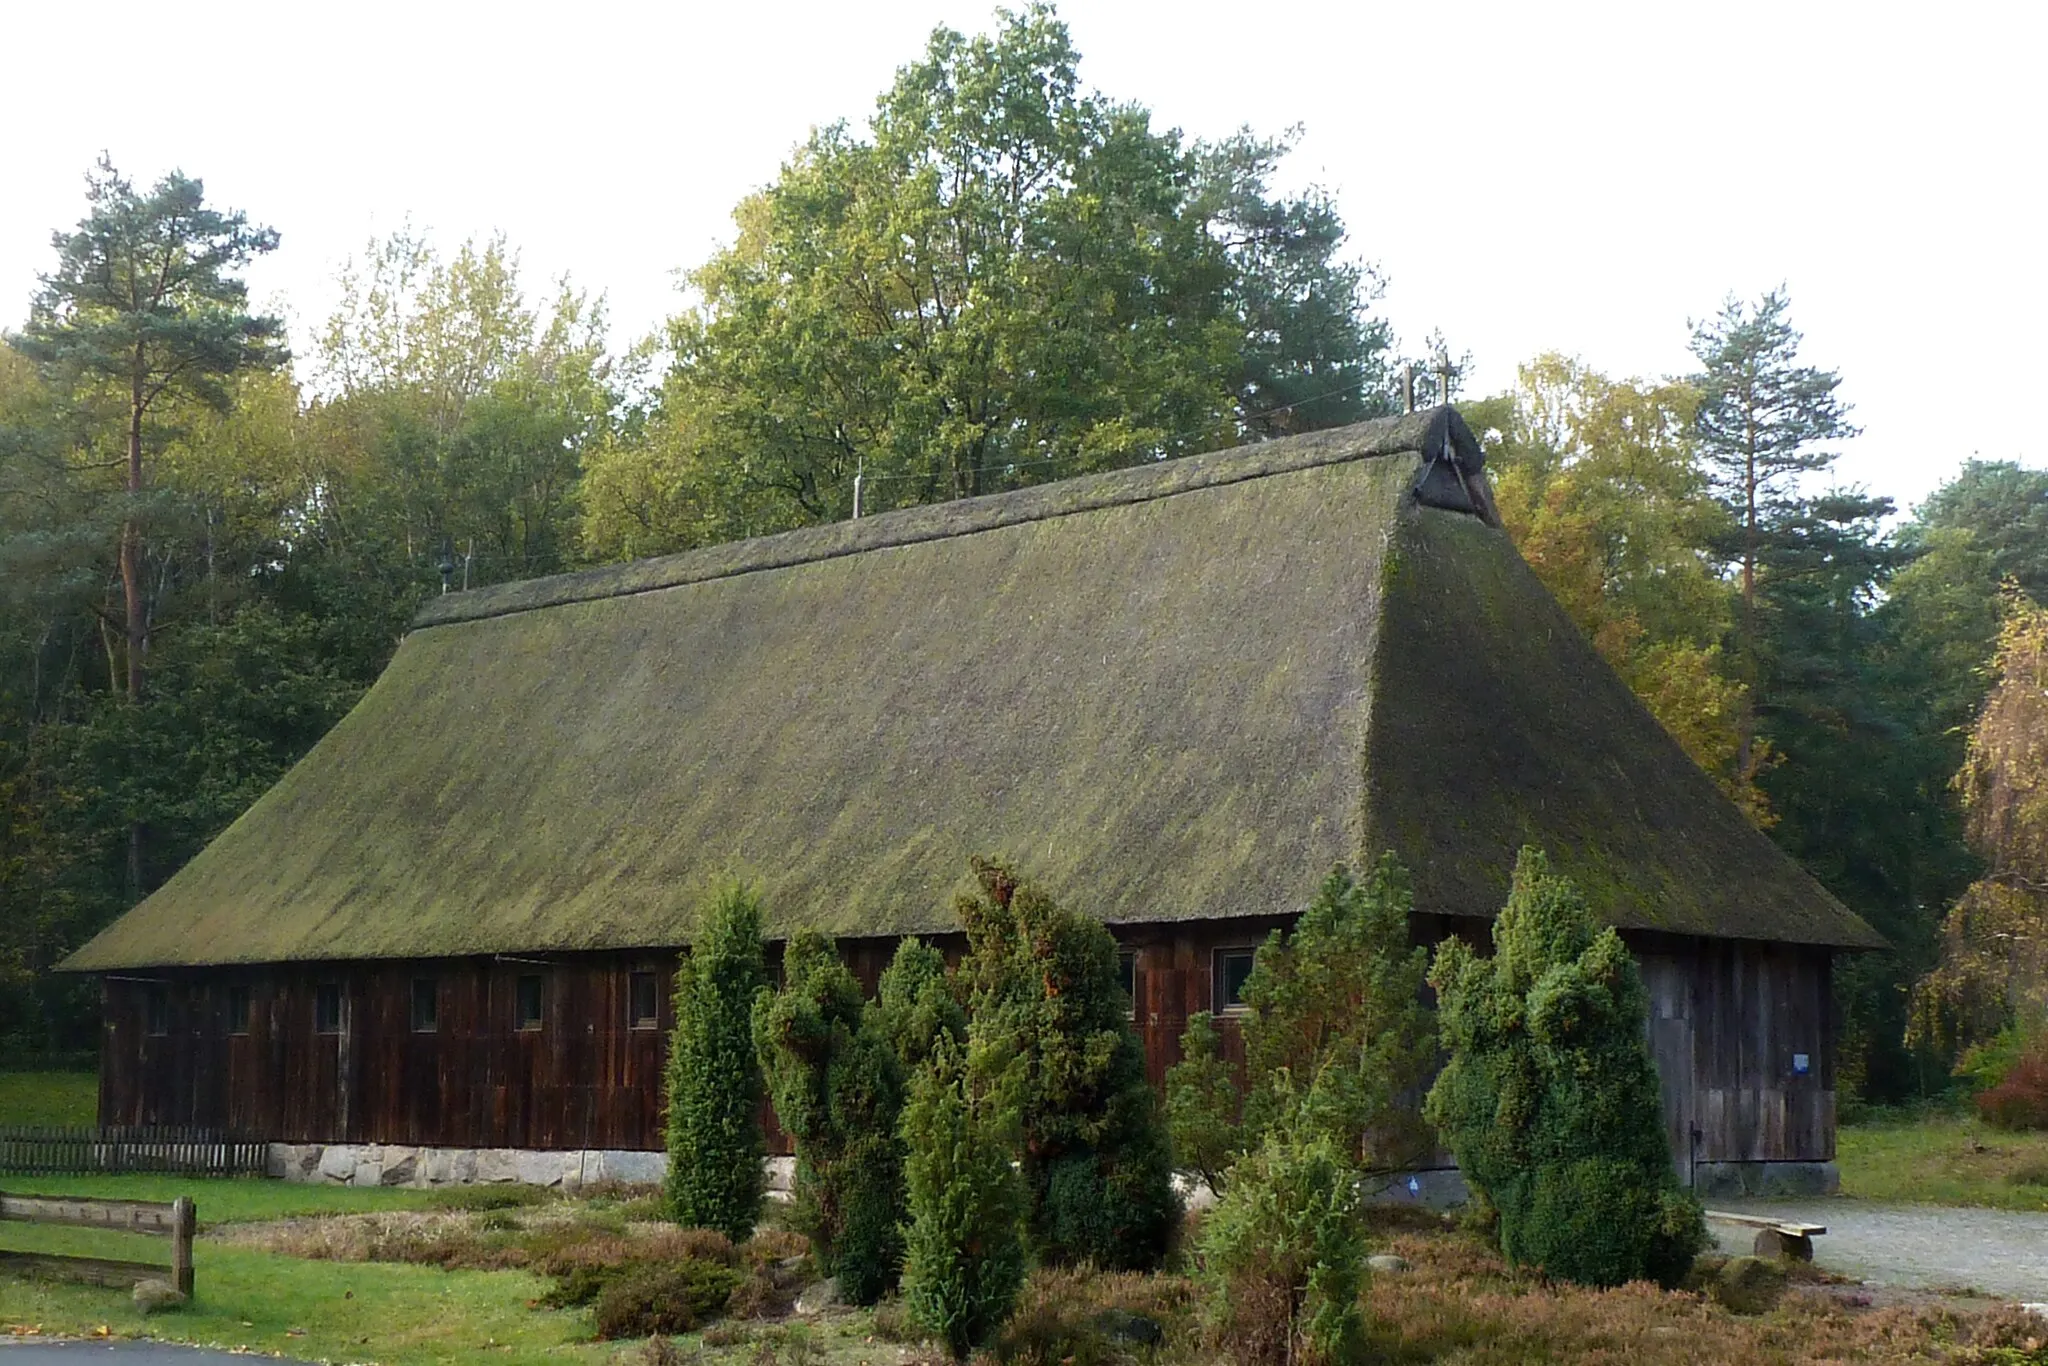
[95,925,1839,1165]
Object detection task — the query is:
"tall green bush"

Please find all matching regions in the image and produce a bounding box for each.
[663,882,768,1241]
[1425,847,1706,1288]
[1199,1105,1367,1366]
[957,856,1178,1270]
[901,1036,1028,1363]
[753,931,906,1304]
[1168,858,1436,1192]
[875,936,967,1071]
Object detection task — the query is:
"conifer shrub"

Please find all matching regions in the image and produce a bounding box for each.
[1425,847,1707,1288]
[901,1036,1028,1363]
[589,1257,745,1339]
[664,882,768,1241]
[1198,1108,1367,1366]
[1164,1010,1241,1196]
[875,936,967,1071]
[957,856,1178,1270]
[1167,857,1436,1192]
[753,931,907,1304]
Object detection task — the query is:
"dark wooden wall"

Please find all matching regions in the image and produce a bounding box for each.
[96,922,1837,1168]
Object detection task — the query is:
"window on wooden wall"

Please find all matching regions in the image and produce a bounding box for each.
[1118,950,1139,1020]
[411,977,439,1033]
[1213,948,1256,1015]
[315,983,343,1035]
[145,984,168,1037]
[629,971,659,1030]
[516,974,544,1031]
[226,984,251,1036]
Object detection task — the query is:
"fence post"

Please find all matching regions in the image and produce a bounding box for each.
[171,1196,195,1298]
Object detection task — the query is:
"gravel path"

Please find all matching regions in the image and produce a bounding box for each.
[1711,1200,2048,1302]
[0,1347,306,1365]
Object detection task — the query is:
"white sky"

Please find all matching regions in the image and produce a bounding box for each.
[3,0,2042,513]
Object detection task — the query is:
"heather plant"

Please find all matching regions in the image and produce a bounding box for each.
[664,882,768,1241]
[957,856,1178,1270]
[901,1035,1028,1363]
[1425,847,1706,1288]
[1168,857,1435,1192]
[753,931,906,1304]
[1199,1103,1367,1366]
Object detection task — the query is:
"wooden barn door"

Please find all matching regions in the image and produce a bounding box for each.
[1638,954,1698,1187]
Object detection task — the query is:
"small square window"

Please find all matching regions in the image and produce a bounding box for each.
[411,977,439,1033]
[315,983,343,1035]
[145,984,169,1037]
[1214,949,1256,1014]
[516,974,544,1031]
[629,971,659,1030]
[1117,951,1138,1019]
[227,984,251,1036]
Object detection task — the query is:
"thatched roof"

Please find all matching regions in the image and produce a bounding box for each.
[65,408,1880,970]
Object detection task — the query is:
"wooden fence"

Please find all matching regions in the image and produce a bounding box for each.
[0,1191,196,1296]
[0,1125,266,1177]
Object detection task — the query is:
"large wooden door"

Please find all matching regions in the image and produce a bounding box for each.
[1639,954,1699,1186]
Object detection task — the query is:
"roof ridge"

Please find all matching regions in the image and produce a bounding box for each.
[412,406,1480,630]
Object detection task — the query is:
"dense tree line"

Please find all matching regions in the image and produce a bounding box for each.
[2,5,2042,1110]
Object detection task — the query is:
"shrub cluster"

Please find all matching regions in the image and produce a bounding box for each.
[1425,846,1706,1288]
[753,931,907,1304]
[958,856,1178,1270]
[1979,1043,2048,1130]
[664,882,769,1241]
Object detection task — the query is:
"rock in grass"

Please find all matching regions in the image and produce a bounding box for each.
[132,1279,186,1313]
[1092,1308,1164,1346]
[1711,1256,1786,1315]
[1368,1254,1411,1273]
[794,1276,840,1315]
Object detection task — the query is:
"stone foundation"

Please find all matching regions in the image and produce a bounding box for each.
[1691,1160,1839,1199]
[267,1142,799,1194]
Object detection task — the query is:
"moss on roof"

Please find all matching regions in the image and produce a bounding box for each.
[63,409,1879,971]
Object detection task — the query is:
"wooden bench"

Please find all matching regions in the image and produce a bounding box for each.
[0,1191,196,1297]
[1704,1209,1826,1262]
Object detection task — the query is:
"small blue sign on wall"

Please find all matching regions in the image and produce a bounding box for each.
[1791,1052,1810,1076]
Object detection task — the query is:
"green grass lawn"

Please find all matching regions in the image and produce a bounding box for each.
[1837,1110,2048,1210]
[0,1071,98,1127]
[1,1174,448,1226]
[1,1238,611,1366]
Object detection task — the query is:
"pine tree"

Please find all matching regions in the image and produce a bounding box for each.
[12,157,286,898]
[753,931,906,1303]
[1688,289,1858,658]
[664,883,767,1240]
[1425,848,1705,1288]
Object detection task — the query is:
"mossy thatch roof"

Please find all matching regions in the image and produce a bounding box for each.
[65,408,1880,970]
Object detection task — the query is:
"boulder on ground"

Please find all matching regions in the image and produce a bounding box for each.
[1093,1308,1164,1346]
[1711,1256,1787,1315]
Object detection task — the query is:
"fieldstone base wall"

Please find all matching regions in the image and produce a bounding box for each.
[266,1143,800,1194]
[1691,1160,1839,1200]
